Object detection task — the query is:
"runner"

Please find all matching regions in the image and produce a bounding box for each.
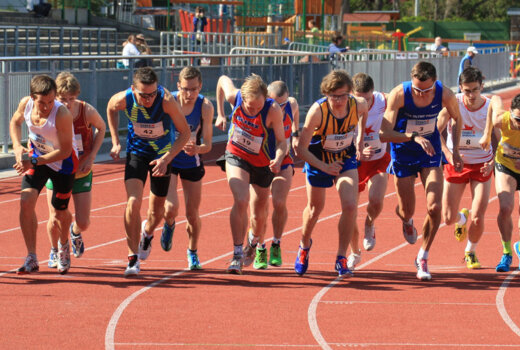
[347,73,390,270]
[437,67,497,269]
[45,72,106,268]
[161,67,214,270]
[9,74,78,274]
[295,70,368,277]
[107,67,190,276]
[380,61,463,281]
[242,80,300,269]
[215,74,287,274]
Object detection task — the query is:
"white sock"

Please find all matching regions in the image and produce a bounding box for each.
[417,248,428,261]
[458,212,467,226]
[272,238,281,245]
[257,243,266,250]
[234,245,243,257]
[465,240,477,252]
[406,218,413,225]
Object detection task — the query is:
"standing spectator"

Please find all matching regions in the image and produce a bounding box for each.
[328,33,349,69]
[135,34,152,68]
[430,36,446,52]
[193,6,208,43]
[306,19,319,45]
[458,46,478,79]
[121,34,140,68]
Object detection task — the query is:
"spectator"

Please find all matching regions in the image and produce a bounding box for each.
[135,34,152,68]
[121,34,140,68]
[458,46,478,79]
[329,33,349,69]
[193,6,208,43]
[306,19,319,45]
[27,0,52,17]
[430,36,446,52]
[415,43,426,52]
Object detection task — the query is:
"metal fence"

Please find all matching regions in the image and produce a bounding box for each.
[0,49,512,153]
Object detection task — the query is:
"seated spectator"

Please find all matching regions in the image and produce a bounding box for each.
[329,33,349,68]
[430,36,446,52]
[121,34,140,68]
[134,34,152,68]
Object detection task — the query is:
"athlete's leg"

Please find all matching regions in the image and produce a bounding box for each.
[164,175,180,227]
[394,175,416,222]
[495,170,516,244]
[181,178,202,250]
[441,180,466,225]
[249,183,271,244]
[467,178,492,244]
[335,169,358,257]
[46,188,59,249]
[72,191,92,233]
[271,166,293,241]
[124,178,145,255]
[226,163,251,246]
[419,166,444,251]
[301,182,326,248]
[350,192,362,254]
[19,188,39,255]
[366,172,388,227]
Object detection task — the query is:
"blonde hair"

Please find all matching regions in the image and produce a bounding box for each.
[320,70,353,95]
[56,72,81,96]
[240,74,267,101]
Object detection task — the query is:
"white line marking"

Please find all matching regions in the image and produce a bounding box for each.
[114,343,320,348]
[496,270,520,336]
[112,342,520,348]
[321,300,496,306]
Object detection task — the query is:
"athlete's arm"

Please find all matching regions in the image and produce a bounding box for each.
[354,95,368,160]
[289,97,300,155]
[379,85,411,142]
[443,87,463,171]
[10,97,31,174]
[79,103,107,173]
[436,107,453,164]
[266,102,288,174]
[184,97,214,156]
[106,91,126,160]
[215,75,239,131]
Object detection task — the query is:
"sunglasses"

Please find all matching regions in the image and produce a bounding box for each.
[412,83,435,93]
[134,88,158,100]
[511,110,520,121]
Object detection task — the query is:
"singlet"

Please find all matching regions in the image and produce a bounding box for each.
[226,91,274,167]
[362,91,387,161]
[267,100,294,166]
[446,94,492,164]
[73,101,94,178]
[24,98,78,174]
[124,85,173,160]
[495,111,520,173]
[390,80,443,163]
[171,92,204,169]
[308,96,358,164]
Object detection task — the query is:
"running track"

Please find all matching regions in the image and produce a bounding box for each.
[0,86,519,349]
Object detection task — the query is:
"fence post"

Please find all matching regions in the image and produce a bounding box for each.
[2,62,9,153]
[89,60,98,110]
[36,27,41,71]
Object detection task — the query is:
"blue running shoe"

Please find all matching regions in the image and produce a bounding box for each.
[161,221,175,252]
[70,223,84,258]
[514,242,520,270]
[335,256,353,277]
[48,248,58,268]
[295,239,312,276]
[187,249,202,270]
[496,254,512,272]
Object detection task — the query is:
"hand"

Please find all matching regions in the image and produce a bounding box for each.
[110,143,121,161]
[269,158,282,174]
[291,137,299,157]
[480,159,494,177]
[13,159,31,175]
[13,145,29,163]
[323,160,344,176]
[183,141,198,156]
[150,157,168,177]
[360,146,375,161]
[78,154,94,174]
[215,115,227,131]
[414,135,435,157]
[451,150,464,172]
[479,134,491,151]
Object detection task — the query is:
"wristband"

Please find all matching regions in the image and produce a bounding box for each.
[291,130,300,137]
[410,131,419,142]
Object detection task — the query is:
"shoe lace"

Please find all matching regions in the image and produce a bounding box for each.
[298,249,308,264]
[464,252,477,264]
[190,253,200,266]
[420,259,429,273]
[337,257,347,270]
[257,250,267,263]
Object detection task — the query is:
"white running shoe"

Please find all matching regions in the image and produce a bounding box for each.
[242,242,256,267]
[347,252,362,270]
[415,258,431,281]
[403,220,418,245]
[57,240,71,275]
[124,256,140,277]
[138,220,153,260]
[363,224,376,251]
[227,255,243,274]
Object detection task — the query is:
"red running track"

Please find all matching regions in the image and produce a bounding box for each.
[0,87,519,349]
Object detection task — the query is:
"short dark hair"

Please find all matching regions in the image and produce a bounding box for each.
[133,67,158,86]
[353,73,374,93]
[179,66,202,83]
[411,61,437,81]
[30,74,56,96]
[459,66,483,86]
[512,94,520,111]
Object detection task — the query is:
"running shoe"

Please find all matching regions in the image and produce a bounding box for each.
[496,254,512,272]
[335,256,353,277]
[124,255,140,277]
[48,248,58,268]
[402,220,418,245]
[269,242,282,267]
[514,242,520,269]
[187,249,202,270]
[347,251,361,270]
[464,251,481,269]
[161,221,175,252]
[253,247,268,269]
[57,240,71,275]
[17,254,39,275]
[454,208,469,242]
[363,224,376,251]
[294,240,312,276]
[415,258,431,280]
[138,220,153,260]
[70,223,84,258]
[227,254,243,274]
[242,241,256,267]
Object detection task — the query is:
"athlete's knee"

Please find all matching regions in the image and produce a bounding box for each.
[74,217,90,232]
[185,209,200,226]
[442,208,457,225]
[367,198,383,215]
[271,197,287,213]
[470,215,484,229]
[126,196,142,215]
[163,201,179,221]
[305,202,324,219]
[426,202,442,218]
[498,203,513,217]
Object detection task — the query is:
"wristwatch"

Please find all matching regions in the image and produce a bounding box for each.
[30,156,38,167]
[291,130,300,137]
[410,131,419,142]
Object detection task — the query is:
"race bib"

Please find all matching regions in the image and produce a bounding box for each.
[405,118,435,136]
[459,130,483,150]
[231,126,263,154]
[75,133,84,154]
[501,142,520,159]
[29,131,54,154]
[323,132,354,152]
[363,135,382,154]
[134,122,164,139]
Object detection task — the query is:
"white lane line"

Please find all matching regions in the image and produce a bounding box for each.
[321,300,496,306]
[308,196,505,350]
[496,270,520,337]
[113,342,520,348]
[114,343,320,348]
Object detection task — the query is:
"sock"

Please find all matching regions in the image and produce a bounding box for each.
[248,230,258,247]
[233,244,243,257]
[188,249,197,254]
[128,254,138,267]
[457,212,467,226]
[417,248,428,261]
[465,240,477,253]
[406,218,413,225]
[257,243,266,250]
[502,240,512,255]
[272,238,281,245]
